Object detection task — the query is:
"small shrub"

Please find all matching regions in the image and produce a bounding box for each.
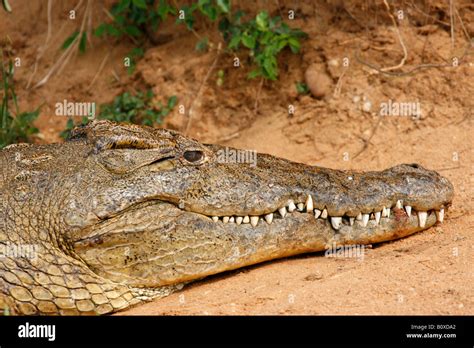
[0,52,40,149]
[62,0,306,81]
[60,90,177,139]
[296,81,309,95]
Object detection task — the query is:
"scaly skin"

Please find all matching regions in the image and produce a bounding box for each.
[0,121,454,315]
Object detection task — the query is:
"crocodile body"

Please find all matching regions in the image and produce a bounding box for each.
[0,121,454,315]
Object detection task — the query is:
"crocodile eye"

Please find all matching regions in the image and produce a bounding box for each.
[183,150,204,163]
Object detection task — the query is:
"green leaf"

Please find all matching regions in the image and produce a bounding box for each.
[288,37,300,53]
[247,69,261,79]
[256,11,269,31]
[114,14,126,25]
[132,0,147,10]
[167,95,177,108]
[198,0,217,21]
[228,34,241,49]
[124,25,142,37]
[61,31,79,50]
[262,55,277,80]
[269,16,281,29]
[216,0,230,13]
[195,37,209,52]
[157,0,176,20]
[242,33,256,49]
[66,118,74,129]
[106,25,122,36]
[260,31,273,45]
[233,10,245,24]
[296,82,309,94]
[94,23,107,37]
[79,32,87,53]
[114,0,131,13]
[276,38,288,52]
[130,47,144,57]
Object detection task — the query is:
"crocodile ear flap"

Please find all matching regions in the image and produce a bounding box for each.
[68,120,177,154]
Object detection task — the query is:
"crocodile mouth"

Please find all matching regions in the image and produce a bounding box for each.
[178,196,447,231]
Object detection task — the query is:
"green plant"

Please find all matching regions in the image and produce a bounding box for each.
[176,1,307,80]
[220,11,307,80]
[296,81,309,95]
[176,0,230,29]
[94,0,176,41]
[60,90,177,139]
[62,0,176,54]
[216,69,225,86]
[195,37,209,52]
[99,90,176,126]
[62,0,306,81]
[1,51,40,149]
[62,31,88,54]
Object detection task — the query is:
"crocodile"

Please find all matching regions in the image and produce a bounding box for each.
[0,120,454,315]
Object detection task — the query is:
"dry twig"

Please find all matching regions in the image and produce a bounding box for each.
[353,117,382,159]
[380,0,407,72]
[33,0,92,89]
[88,52,110,89]
[184,43,222,135]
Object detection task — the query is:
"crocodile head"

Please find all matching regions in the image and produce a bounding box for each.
[58,121,453,288]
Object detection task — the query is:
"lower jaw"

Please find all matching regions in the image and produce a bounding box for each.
[78,201,438,287]
[156,210,438,285]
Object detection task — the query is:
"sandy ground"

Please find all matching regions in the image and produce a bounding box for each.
[1,0,473,315]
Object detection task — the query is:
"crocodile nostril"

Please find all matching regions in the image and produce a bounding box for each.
[408,163,421,169]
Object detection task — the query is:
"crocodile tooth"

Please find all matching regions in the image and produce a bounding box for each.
[229,217,235,223]
[321,208,328,219]
[212,216,219,222]
[243,216,250,224]
[374,211,381,224]
[386,208,391,218]
[435,208,444,223]
[264,213,273,224]
[331,217,342,230]
[236,216,243,225]
[288,200,296,212]
[297,203,304,211]
[396,200,403,209]
[405,205,412,217]
[223,216,230,224]
[349,217,355,226]
[370,213,375,220]
[361,213,369,227]
[250,216,259,227]
[314,209,321,219]
[418,211,427,228]
[305,195,313,211]
[278,207,287,218]
[381,206,388,217]
[356,212,362,221]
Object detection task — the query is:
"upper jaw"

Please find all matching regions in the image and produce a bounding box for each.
[177,161,453,231]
